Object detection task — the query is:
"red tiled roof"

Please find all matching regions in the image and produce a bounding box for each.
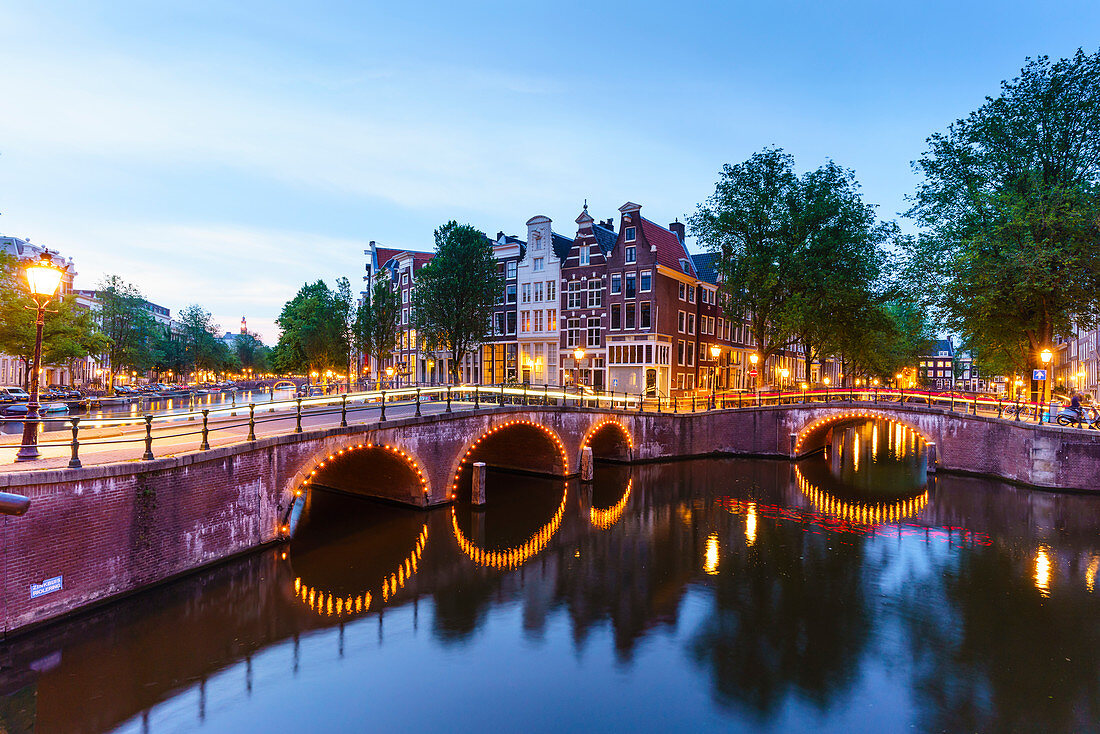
[640,218,695,276]
[375,247,404,265]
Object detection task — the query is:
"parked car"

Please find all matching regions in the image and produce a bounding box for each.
[0,387,31,403]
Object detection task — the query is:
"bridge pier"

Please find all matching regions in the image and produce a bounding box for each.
[926,442,936,474]
[471,462,487,506]
[581,446,594,482]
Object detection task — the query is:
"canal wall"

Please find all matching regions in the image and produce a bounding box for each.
[2,402,1099,636]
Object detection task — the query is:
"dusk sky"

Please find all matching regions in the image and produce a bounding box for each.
[2,1,1098,342]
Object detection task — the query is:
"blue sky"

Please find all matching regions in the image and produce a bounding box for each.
[1,1,1098,341]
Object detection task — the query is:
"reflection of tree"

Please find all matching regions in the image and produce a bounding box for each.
[903,546,1100,732]
[686,509,875,719]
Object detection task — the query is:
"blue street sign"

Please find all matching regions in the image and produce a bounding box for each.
[1033,369,1047,381]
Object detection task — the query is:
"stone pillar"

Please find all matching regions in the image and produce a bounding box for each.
[581,446,594,482]
[925,442,937,474]
[472,462,487,505]
[789,432,798,458]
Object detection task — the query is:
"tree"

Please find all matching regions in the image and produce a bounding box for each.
[0,253,107,387]
[690,149,893,388]
[906,50,1100,390]
[233,330,271,374]
[353,272,401,387]
[273,280,348,379]
[412,221,503,384]
[334,277,355,384]
[94,275,161,394]
[176,304,226,379]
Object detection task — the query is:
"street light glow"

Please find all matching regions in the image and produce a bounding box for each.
[25,251,64,298]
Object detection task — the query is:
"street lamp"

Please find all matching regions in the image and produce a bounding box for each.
[16,251,65,462]
[573,347,586,387]
[823,375,830,401]
[749,352,759,394]
[385,365,395,388]
[709,344,721,408]
[427,358,435,386]
[1040,348,1053,417]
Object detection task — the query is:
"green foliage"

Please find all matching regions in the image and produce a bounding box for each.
[353,272,401,383]
[273,280,349,377]
[690,148,901,386]
[176,304,230,375]
[412,221,503,383]
[906,49,1100,369]
[95,275,162,391]
[233,330,271,373]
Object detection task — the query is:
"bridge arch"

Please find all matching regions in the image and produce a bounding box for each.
[449,419,570,501]
[451,483,568,568]
[794,408,933,456]
[582,419,633,463]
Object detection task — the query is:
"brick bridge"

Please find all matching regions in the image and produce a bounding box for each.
[3,401,1099,634]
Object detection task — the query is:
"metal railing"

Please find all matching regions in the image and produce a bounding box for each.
[0,383,1083,468]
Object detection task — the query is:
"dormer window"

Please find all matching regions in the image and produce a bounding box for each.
[580,246,590,266]
[625,226,636,242]
[680,258,691,273]
[625,246,636,264]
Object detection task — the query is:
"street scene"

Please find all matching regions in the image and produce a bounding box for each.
[2,3,1100,732]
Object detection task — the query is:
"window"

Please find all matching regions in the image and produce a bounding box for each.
[677,340,685,366]
[507,312,516,335]
[625,303,636,329]
[566,318,581,347]
[587,318,601,347]
[640,302,651,329]
[587,280,602,308]
[640,270,651,292]
[402,289,409,303]
[521,283,531,303]
[688,287,696,304]
[688,313,696,334]
[625,246,636,263]
[402,308,409,325]
[401,272,408,285]
[678,283,686,300]
[687,341,695,367]
[625,226,636,241]
[547,309,557,331]
[678,311,686,333]
[610,273,622,294]
[579,246,590,266]
[533,257,545,272]
[625,273,636,299]
[534,310,543,331]
[496,312,506,335]
[611,303,622,330]
[567,281,583,309]
[507,261,517,279]
[521,310,530,333]
[547,280,556,301]
[506,284,517,304]
[534,282,544,302]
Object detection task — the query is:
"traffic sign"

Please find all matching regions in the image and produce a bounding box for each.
[749,370,758,377]
[1033,369,1047,381]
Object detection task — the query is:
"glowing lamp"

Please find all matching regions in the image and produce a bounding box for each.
[573,347,586,361]
[709,344,721,359]
[749,353,759,366]
[25,251,64,298]
[823,377,830,385]
[1040,349,1052,365]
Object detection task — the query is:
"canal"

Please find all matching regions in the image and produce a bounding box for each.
[2,417,1099,732]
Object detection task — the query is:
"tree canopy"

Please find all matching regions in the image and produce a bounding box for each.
[94,275,162,392]
[905,49,1100,371]
[412,221,503,383]
[273,280,349,378]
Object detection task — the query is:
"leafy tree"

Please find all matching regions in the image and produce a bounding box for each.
[352,272,401,387]
[906,50,1100,387]
[176,304,226,378]
[411,221,503,384]
[233,330,271,374]
[334,277,355,383]
[94,275,161,394]
[273,280,348,379]
[0,253,107,387]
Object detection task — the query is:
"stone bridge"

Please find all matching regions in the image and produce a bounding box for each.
[3,400,1100,635]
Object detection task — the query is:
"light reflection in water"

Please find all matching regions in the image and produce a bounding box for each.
[704,532,720,575]
[1035,546,1052,597]
[1088,556,1099,594]
[590,479,632,529]
[745,502,757,546]
[451,483,568,568]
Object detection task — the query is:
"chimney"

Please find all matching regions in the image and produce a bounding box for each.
[670,220,685,244]
[496,231,505,241]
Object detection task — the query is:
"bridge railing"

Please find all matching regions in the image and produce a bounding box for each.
[0,382,1073,469]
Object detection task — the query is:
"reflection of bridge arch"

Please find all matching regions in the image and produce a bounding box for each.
[589,478,632,529]
[794,465,928,525]
[293,523,428,617]
[451,484,568,569]
[449,419,570,500]
[582,419,633,463]
[794,409,933,456]
[282,443,431,534]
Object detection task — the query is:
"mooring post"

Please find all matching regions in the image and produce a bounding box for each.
[472,461,487,506]
[926,441,937,473]
[581,446,594,482]
[67,417,81,469]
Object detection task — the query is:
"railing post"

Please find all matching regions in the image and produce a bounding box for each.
[523,384,529,406]
[295,399,303,432]
[639,392,644,413]
[657,395,662,413]
[341,395,348,427]
[673,394,678,413]
[997,397,1003,418]
[446,386,452,413]
[416,388,423,416]
[692,394,696,412]
[201,409,211,450]
[544,384,549,405]
[738,392,742,409]
[67,417,81,469]
[949,393,953,412]
[141,415,154,460]
[380,391,387,422]
[248,403,257,441]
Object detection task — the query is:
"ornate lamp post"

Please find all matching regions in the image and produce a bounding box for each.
[16,251,65,462]
[573,347,586,387]
[427,358,435,386]
[384,365,395,389]
[709,344,721,408]
[1040,348,1053,420]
